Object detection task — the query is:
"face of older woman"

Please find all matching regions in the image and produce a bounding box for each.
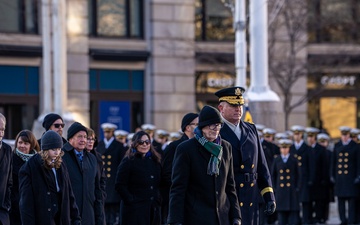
[86,135,96,151]
[17,137,31,154]
[136,135,151,155]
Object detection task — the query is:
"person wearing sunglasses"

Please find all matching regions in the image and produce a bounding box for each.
[38,113,67,147]
[115,130,162,225]
[168,105,241,225]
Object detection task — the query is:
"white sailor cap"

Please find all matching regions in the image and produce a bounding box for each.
[127,133,134,140]
[339,126,351,134]
[305,127,320,136]
[101,123,118,131]
[275,132,289,140]
[317,133,330,141]
[156,129,169,138]
[290,125,305,133]
[286,130,294,137]
[350,128,360,135]
[114,130,129,137]
[141,124,156,131]
[169,132,181,140]
[263,128,277,136]
[255,124,266,131]
[278,139,293,148]
[257,131,263,137]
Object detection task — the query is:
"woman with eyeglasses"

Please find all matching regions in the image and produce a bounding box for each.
[18,130,81,225]
[115,130,162,225]
[85,128,107,205]
[167,105,241,225]
[10,130,40,225]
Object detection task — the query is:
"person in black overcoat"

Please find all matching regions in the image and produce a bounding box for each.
[168,106,241,225]
[317,133,333,223]
[0,113,13,225]
[19,130,81,225]
[271,139,300,225]
[306,128,329,224]
[115,130,162,225]
[215,87,276,225]
[289,125,314,224]
[86,128,107,206]
[97,123,127,225]
[330,126,360,225]
[260,128,280,225]
[10,130,40,225]
[160,112,198,225]
[62,122,105,225]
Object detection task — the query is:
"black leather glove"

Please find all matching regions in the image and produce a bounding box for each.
[264,201,276,215]
[330,176,335,184]
[354,176,360,185]
[233,218,241,225]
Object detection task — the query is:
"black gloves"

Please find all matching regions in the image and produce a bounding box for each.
[233,218,241,225]
[264,201,276,215]
[330,176,335,184]
[354,176,360,185]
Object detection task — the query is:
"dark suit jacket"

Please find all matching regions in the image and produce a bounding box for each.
[220,121,275,204]
[271,155,301,211]
[62,143,105,225]
[0,142,12,224]
[290,142,313,202]
[309,143,329,200]
[331,140,360,197]
[97,138,126,203]
[168,138,241,225]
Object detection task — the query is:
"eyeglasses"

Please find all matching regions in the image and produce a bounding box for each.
[53,123,65,128]
[87,138,96,142]
[138,140,150,145]
[208,123,223,131]
[189,123,198,126]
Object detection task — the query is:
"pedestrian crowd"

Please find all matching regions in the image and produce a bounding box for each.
[2,86,357,225]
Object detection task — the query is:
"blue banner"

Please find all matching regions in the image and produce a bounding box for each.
[99,101,130,140]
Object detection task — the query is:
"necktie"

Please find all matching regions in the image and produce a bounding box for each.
[76,152,83,163]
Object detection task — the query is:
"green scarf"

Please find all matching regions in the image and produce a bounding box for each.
[194,127,223,176]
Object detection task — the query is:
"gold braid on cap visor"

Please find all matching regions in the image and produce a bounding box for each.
[219,96,245,105]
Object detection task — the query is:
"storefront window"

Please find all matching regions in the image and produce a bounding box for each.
[195,0,234,41]
[89,0,143,38]
[308,0,360,43]
[0,0,38,34]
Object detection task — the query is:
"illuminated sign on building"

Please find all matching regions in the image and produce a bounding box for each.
[321,75,357,87]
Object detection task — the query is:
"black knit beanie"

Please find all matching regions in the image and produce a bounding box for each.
[181,113,199,132]
[198,105,222,129]
[67,122,88,140]
[41,130,63,150]
[42,113,63,131]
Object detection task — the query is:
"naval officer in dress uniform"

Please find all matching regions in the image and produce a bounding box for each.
[97,123,127,225]
[331,126,360,225]
[215,87,276,225]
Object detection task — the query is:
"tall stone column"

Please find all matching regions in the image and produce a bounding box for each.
[148,0,196,132]
[66,0,90,127]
